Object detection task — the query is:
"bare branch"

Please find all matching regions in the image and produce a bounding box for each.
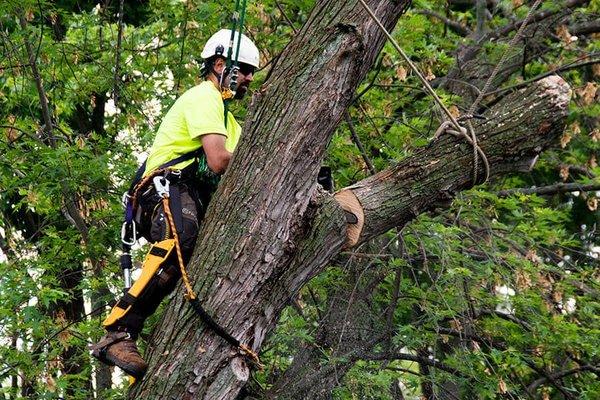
[571,20,600,36]
[275,1,298,34]
[487,55,600,97]
[362,351,466,377]
[345,112,377,175]
[414,10,471,36]
[497,182,600,197]
[492,0,590,40]
[477,309,533,331]
[527,365,599,392]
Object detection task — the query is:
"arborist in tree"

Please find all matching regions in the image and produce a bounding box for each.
[90,29,260,379]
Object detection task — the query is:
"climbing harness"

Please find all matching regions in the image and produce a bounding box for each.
[112,154,262,368]
[119,149,203,292]
[357,0,543,185]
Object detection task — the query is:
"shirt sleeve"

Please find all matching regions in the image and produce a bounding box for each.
[183,85,228,139]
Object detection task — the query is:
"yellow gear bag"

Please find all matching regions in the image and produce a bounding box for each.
[103,239,176,327]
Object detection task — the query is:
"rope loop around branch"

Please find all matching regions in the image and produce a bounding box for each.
[432,118,490,186]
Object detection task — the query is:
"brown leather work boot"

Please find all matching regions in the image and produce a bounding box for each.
[90,331,147,379]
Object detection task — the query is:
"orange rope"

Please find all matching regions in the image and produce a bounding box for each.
[130,169,171,211]
[161,196,197,300]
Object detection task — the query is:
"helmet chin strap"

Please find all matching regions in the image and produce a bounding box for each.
[217,66,238,101]
[209,64,234,100]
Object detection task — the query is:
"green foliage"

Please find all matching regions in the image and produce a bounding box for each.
[1,0,598,398]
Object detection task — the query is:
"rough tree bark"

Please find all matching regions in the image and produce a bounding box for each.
[130,0,572,398]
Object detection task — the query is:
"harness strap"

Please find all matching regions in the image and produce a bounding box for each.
[128,148,204,196]
[169,184,184,234]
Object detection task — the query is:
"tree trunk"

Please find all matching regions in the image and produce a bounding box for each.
[54,266,92,395]
[130,0,571,398]
[131,1,411,398]
[91,284,114,395]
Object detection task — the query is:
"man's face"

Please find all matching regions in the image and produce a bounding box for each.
[233,62,256,99]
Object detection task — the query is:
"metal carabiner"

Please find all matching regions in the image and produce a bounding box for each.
[121,221,137,246]
[153,176,170,198]
[121,191,131,209]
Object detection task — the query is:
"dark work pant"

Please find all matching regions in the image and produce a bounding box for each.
[108,184,203,336]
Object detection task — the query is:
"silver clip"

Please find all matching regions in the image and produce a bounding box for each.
[123,265,132,289]
[121,221,137,246]
[121,191,131,209]
[153,176,170,198]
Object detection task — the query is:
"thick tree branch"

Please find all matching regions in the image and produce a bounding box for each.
[338,76,571,246]
[571,20,600,36]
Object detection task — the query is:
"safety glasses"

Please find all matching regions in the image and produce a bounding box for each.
[238,62,256,76]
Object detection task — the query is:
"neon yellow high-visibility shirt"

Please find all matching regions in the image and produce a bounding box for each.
[143,81,241,175]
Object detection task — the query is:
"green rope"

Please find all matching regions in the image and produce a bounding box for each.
[233,0,247,70]
[224,0,248,128]
[226,0,242,72]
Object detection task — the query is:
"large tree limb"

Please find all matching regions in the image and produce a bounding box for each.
[337,76,571,245]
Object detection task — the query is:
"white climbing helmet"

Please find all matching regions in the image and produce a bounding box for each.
[201,29,260,68]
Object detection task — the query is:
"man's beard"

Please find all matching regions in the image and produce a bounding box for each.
[234,83,249,99]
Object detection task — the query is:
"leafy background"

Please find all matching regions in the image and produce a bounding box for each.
[0,0,598,399]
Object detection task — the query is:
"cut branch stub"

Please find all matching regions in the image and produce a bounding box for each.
[333,189,365,247]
